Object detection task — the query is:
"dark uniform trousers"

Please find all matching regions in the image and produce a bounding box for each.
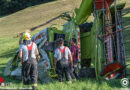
[22,58,38,85]
[56,60,71,82]
[70,60,79,79]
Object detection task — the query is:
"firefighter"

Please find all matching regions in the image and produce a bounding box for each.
[54,38,73,83]
[70,38,79,79]
[19,32,40,90]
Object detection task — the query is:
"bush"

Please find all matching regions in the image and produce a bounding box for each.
[0,0,55,16]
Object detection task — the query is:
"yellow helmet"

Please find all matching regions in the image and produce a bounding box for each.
[23,32,31,40]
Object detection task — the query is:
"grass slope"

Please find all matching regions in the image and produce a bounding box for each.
[0,0,81,37]
[0,0,130,90]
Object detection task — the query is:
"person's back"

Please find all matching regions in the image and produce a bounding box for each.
[54,46,71,61]
[54,38,73,83]
[21,41,37,62]
[19,32,40,90]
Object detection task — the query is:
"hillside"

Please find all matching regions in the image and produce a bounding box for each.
[0,0,81,38]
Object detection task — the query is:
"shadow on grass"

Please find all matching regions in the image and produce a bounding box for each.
[0,14,9,18]
[123,17,130,34]
[0,63,7,66]
[122,8,130,16]
[0,48,18,58]
[79,78,130,89]
[0,0,56,18]
[123,16,130,78]
[0,48,18,77]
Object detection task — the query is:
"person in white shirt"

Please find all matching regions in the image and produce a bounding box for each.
[54,38,73,83]
[19,32,40,90]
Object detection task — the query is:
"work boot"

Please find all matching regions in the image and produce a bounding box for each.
[32,83,37,90]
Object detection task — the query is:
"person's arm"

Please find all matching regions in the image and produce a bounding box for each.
[70,47,74,56]
[19,51,22,59]
[68,47,73,68]
[35,47,40,61]
[54,49,58,70]
[69,53,73,68]
[54,57,57,70]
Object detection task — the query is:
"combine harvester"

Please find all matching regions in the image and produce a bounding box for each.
[4,0,129,82]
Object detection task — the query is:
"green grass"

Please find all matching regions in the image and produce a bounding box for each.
[123,13,130,79]
[0,77,129,90]
[0,0,130,90]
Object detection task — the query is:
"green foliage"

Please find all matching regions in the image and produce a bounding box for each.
[0,0,55,16]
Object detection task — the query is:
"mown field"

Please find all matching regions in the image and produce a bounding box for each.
[0,0,130,90]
